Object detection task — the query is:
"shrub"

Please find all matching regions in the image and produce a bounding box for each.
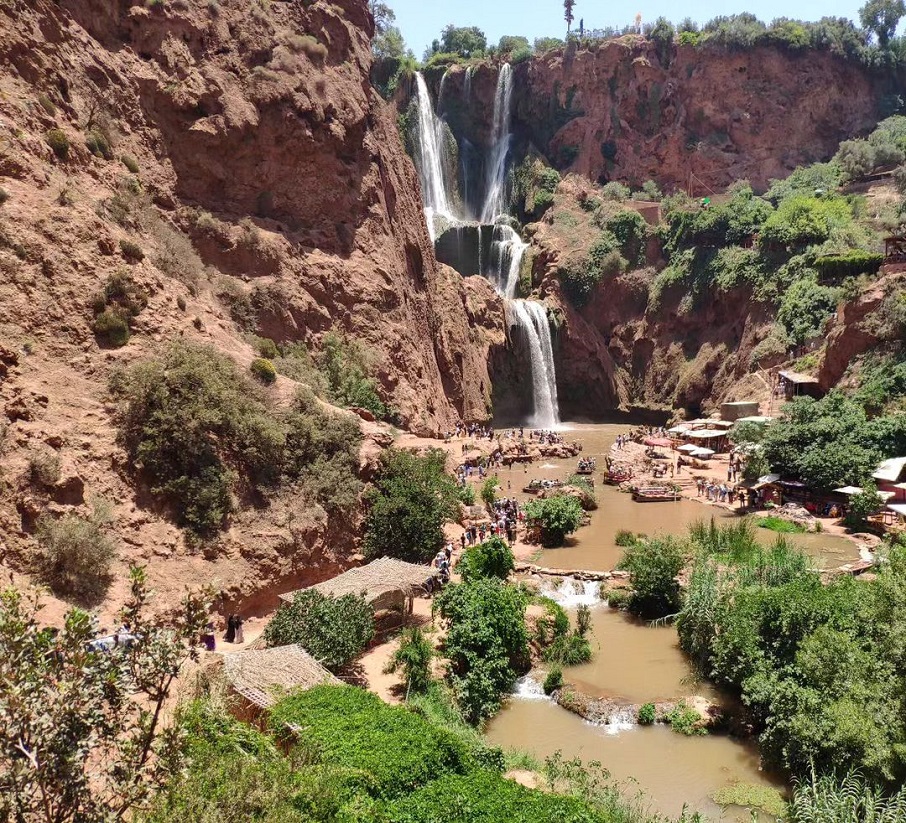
[111,343,286,535]
[637,702,656,725]
[85,129,113,160]
[542,665,563,694]
[523,495,583,547]
[601,181,631,201]
[614,529,639,547]
[844,481,886,529]
[250,357,277,384]
[364,449,460,562]
[253,336,280,360]
[619,536,685,618]
[36,94,56,115]
[542,631,592,666]
[263,589,373,671]
[532,189,554,213]
[269,686,470,799]
[35,510,116,604]
[45,129,69,159]
[457,483,475,505]
[384,627,433,694]
[93,308,130,347]
[777,277,840,345]
[606,587,631,609]
[121,154,140,174]
[480,476,499,507]
[28,449,61,486]
[151,219,205,292]
[119,239,144,262]
[665,701,706,736]
[319,331,386,419]
[532,597,570,647]
[457,537,515,582]
[788,771,906,822]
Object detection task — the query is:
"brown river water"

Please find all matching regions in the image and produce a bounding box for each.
[485,422,855,820]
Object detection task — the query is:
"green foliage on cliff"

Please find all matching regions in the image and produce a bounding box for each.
[111,344,362,535]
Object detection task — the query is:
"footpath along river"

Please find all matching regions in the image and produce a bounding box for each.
[484,422,856,820]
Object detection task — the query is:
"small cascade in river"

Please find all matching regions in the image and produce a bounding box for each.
[412,65,560,427]
[538,577,603,608]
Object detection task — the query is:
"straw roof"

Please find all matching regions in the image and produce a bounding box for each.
[280,557,438,606]
[223,644,339,709]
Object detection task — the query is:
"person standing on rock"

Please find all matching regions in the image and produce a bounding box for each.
[225,614,236,644]
[234,615,244,645]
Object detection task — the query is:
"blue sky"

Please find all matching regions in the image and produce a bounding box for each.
[387,0,870,57]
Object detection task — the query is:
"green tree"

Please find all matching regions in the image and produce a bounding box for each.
[457,537,515,582]
[438,24,487,57]
[523,495,583,547]
[0,567,209,823]
[435,579,529,722]
[534,36,565,52]
[364,449,460,562]
[263,589,374,671]
[384,627,434,694]
[845,481,886,529]
[860,0,906,45]
[498,35,530,53]
[480,476,500,507]
[619,536,685,618]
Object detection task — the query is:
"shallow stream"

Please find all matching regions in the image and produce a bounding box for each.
[485,421,855,820]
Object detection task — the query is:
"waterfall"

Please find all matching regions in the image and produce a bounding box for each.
[411,65,561,428]
[481,63,514,223]
[414,72,455,238]
[537,577,603,608]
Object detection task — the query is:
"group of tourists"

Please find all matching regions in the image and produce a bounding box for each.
[446,422,495,441]
[224,613,245,644]
[697,478,739,505]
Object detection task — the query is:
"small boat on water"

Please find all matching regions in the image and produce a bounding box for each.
[523,479,564,494]
[631,486,681,502]
[602,470,632,485]
[575,457,597,475]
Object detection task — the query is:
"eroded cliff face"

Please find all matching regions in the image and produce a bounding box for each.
[431,39,892,192]
[0,0,506,619]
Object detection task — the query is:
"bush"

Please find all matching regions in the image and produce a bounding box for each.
[614,529,639,547]
[121,154,140,174]
[844,482,886,528]
[619,536,685,618]
[252,336,280,359]
[542,665,563,694]
[250,357,277,384]
[665,702,706,736]
[93,308,130,347]
[480,477,499,507]
[35,510,116,604]
[85,129,113,160]
[542,631,592,666]
[606,588,631,609]
[28,449,61,486]
[384,627,433,694]
[457,483,475,505]
[523,495,583,547]
[270,685,471,799]
[364,449,460,562]
[319,331,387,419]
[119,239,144,262]
[637,702,656,725]
[777,277,840,345]
[111,344,284,535]
[263,589,374,671]
[601,181,630,201]
[45,129,69,159]
[457,537,515,582]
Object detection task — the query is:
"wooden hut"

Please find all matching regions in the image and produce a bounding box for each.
[778,370,823,400]
[280,557,439,629]
[223,644,339,720]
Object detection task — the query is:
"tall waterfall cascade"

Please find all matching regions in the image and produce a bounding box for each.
[413,69,561,428]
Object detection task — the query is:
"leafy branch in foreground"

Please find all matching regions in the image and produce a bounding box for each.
[0,567,209,823]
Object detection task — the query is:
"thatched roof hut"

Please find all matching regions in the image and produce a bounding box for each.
[223,644,339,714]
[279,557,438,614]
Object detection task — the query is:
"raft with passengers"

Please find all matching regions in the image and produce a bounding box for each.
[631,485,681,503]
[523,478,564,494]
[575,457,597,475]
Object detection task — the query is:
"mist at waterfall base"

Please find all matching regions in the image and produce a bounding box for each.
[413,67,561,429]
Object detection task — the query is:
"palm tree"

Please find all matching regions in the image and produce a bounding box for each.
[564,0,576,35]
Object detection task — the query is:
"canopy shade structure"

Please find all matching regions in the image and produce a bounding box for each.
[873,457,906,483]
[834,486,864,495]
[687,429,726,439]
[779,370,820,385]
[691,447,715,457]
[678,444,699,453]
[668,425,691,434]
[223,644,339,710]
[643,437,672,447]
[280,557,439,613]
[889,504,906,516]
[736,416,774,424]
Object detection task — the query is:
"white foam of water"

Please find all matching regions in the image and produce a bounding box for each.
[538,577,603,608]
[603,708,637,734]
[540,463,558,469]
[512,675,548,700]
